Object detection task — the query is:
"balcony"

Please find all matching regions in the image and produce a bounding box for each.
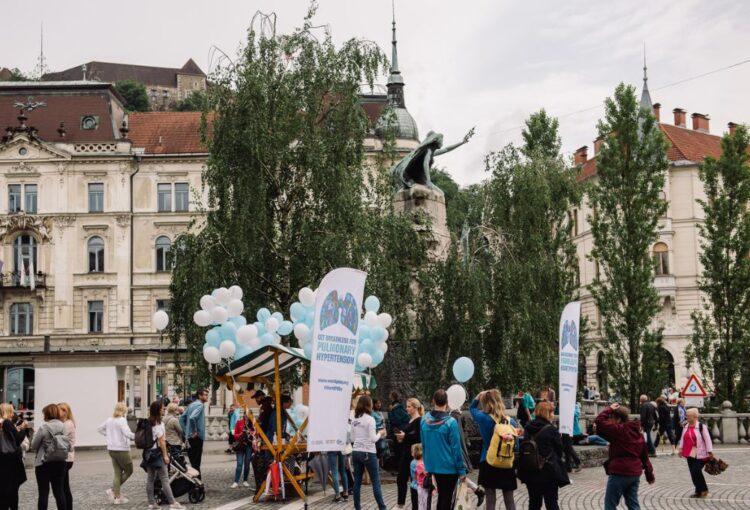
[0,271,47,289]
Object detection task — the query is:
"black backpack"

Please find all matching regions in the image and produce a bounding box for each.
[518,424,552,472]
[134,418,154,450]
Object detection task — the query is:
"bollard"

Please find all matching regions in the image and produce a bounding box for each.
[720,401,738,444]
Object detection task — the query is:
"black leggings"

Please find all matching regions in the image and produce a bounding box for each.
[36,462,68,510]
[397,451,412,505]
[527,482,559,510]
[410,487,418,510]
[63,462,73,510]
[433,473,459,510]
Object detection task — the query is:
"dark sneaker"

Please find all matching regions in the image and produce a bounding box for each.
[475,487,485,507]
[333,496,341,503]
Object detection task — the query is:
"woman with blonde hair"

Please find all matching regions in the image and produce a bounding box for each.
[164,403,184,461]
[471,390,519,510]
[98,402,135,505]
[57,403,76,510]
[394,398,424,509]
[0,403,27,510]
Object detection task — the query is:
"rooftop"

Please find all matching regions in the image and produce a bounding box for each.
[42,59,206,88]
[128,112,209,155]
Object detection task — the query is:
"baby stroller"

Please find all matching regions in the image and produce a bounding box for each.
[155,447,206,504]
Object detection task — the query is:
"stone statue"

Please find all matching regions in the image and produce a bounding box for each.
[392,127,475,190]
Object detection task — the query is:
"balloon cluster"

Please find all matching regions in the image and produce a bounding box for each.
[288,288,393,371]
[446,357,476,410]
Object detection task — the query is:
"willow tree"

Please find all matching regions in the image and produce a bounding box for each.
[588,84,669,408]
[169,9,426,384]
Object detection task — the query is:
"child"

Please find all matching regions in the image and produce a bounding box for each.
[411,444,432,510]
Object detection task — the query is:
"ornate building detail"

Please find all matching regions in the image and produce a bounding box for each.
[115,214,131,229]
[0,212,53,241]
[7,162,40,174]
[53,215,76,229]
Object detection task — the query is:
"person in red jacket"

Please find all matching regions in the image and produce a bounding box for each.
[231,412,255,489]
[595,403,655,510]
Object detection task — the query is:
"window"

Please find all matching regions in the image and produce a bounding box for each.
[596,351,607,394]
[653,242,669,275]
[156,299,172,313]
[13,235,37,279]
[157,184,172,212]
[174,183,189,212]
[155,236,171,272]
[80,116,99,130]
[8,185,21,213]
[10,303,33,336]
[88,301,104,333]
[88,183,103,212]
[24,185,37,214]
[572,209,579,236]
[88,236,105,272]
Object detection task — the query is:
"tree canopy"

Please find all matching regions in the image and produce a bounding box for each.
[115,80,150,112]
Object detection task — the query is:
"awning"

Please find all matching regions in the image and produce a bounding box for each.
[219,344,307,379]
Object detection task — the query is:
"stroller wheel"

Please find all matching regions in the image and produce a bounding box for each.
[189,486,206,504]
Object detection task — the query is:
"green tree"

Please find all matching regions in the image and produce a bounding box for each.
[115,80,150,111]
[588,83,669,408]
[168,8,426,385]
[687,125,750,410]
[521,108,561,160]
[430,168,485,237]
[174,91,208,112]
[8,68,31,81]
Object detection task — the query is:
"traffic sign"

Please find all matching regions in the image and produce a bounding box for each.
[682,374,707,397]
[685,396,704,408]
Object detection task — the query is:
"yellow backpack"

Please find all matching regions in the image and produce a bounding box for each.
[486,417,517,469]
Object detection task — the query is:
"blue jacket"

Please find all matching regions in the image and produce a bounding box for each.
[420,411,466,476]
[373,411,384,431]
[573,403,582,436]
[469,399,519,463]
[184,400,206,440]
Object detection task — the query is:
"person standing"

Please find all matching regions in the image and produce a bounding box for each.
[226,404,240,454]
[57,403,76,510]
[638,395,657,457]
[518,402,568,510]
[98,403,134,504]
[231,411,255,489]
[678,408,713,498]
[395,398,423,510]
[184,389,208,474]
[654,397,676,455]
[470,390,517,510]
[595,403,655,510]
[350,395,387,510]
[164,403,184,462]
[516,396,532,429]
[0,403,27,510]
[142,401,185,509]
[420,389,467,510]
[31,404,70,510]
[673,398,686,443]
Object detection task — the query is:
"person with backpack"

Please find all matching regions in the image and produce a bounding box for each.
[31,404,71,510]
[638,395,657,457]
[394,397,423,510]
[98,402,135,505]
[183,389,208,474]
[678,408,713,498]
[594,403,655,509]
[141,401,185,510]
[57,403,76,510]
[517,401,569,510]
[231,411,255,489]
[420,389,467,510]
[0,403,27,510]
[470,390,518,510]
[673,398,686,442]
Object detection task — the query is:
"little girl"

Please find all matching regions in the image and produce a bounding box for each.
[410,444,431,510]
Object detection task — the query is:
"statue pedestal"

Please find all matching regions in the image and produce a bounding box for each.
[394,184,450,259]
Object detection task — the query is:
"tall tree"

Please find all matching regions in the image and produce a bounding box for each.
[687,125,750,410]
[588,83,669,408]
[168,8,425,384]
[521,109,561,160]
[115,80,150,112]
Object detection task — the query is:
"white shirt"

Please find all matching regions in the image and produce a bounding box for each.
[350,413,380,453]
[97,417,135,451]
[151,423,165,449]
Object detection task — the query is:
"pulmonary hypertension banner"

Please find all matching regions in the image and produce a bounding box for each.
[558,301,581,436]
[307,268,367,451]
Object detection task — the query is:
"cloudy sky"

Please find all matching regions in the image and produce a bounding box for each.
[2,1,748,185]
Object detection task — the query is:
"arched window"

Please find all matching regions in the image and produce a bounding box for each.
[662,348,676,387]
[653,242,669,275]
[13,235,37,284]
[9,303,33,335]
[87,236,104,273]
[596,351,608,395]
[155,236,171,272]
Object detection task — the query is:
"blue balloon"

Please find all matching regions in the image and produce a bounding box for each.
[255,322,266,337]
[305,310,315,323]
[205,328,221,347]
[220,321,237,340]
[271,312,284,323]
[257,308,271,322]
[290,302,305,322]
[371,350,384,366]
[360,339,376,356]
[364,295,380,313]
[260,333,274,346]
[371,326,386,343]
[303,342,313,358]
[355,364,364,373]
[278,320,294,336]
[453,357,475,383]
[231,316,247,327]
[235,344,252,359]
[358,324,371,341]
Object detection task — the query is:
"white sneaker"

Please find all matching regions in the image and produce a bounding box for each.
[105,489,114,502]
[169,503,186,510]
[148,505,160,509]
[242,481,250,488]
[113,496,129,505]
[230,482,239,488]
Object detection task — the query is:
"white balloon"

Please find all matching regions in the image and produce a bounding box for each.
[299,287,315,307]
[153,311,169,331]
[377,341,388,354]
[272,333,281,345]
[199,295,215,311]
[215,287,231,306]
[377,313,393,329]
[227,299,244,317]
[236,324,258,345]
[358,352,373,369]
[446,384,467,410]
[203,346,221,364]
[210,306,228,324]
[248,336,261,350]
[193,310,211,327]
[229,285,244,300]
[364,311,378,327]
[296,405,309,421]
[219,340,236,359]
[233,382,242,392]
[294,323,310,343]
[265,317,280,334]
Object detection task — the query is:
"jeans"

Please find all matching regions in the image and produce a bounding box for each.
[352,451,386,510]
[586,435,609,446]
[604,475,640,510]
[527,482,559,510]
[433,473,459,510]
[643,427,656,455]
[108,450,133,497]
[687,457,708,494]
[63,462,73,510]
[147,464,176,505]
[327,451,349,496]
[188,436,204,474]
[36,462,67,510]
[235,446,253,483]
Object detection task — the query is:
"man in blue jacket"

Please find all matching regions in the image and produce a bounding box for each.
[420,389,466,510]
[184,389,208,474]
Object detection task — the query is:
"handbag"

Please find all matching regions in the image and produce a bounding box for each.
[0,426,18,455]
[455,479,477,510]
[703,456,728,476]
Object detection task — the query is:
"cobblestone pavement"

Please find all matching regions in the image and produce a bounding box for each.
[16,445,750,509]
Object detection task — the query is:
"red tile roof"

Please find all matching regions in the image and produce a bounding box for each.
[128,112,209,154]
[43,60,206,88]
[577,123,726,181]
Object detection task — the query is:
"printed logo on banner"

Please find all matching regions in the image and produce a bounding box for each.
[561,320,579,352]
[558,301,581,436]
[319,290,359,334]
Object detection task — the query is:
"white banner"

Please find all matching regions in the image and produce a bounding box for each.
[558,301,581,435]
[307,267,367,451]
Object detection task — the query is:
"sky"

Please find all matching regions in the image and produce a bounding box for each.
[1,0,749,186]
